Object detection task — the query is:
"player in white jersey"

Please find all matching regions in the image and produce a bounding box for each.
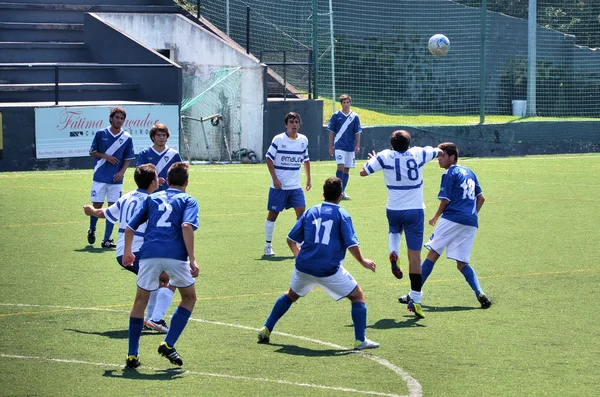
[327,94,362,200]
[83,164,175,333]
[360,130,440,318]
[263,112,311,256]
[87,107,135,249]
[399,142,491,309]
[136,123,182,192]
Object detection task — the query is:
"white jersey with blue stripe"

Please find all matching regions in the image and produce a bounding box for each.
[89,128,135,184]
[327,110,362,151]
[136,146,182,191]
[265,132,309,190]
[104,189,148,257]
[439,165,482,227]
[363,147,439,210]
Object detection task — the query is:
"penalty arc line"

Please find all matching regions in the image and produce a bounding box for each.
[0,303,422,397]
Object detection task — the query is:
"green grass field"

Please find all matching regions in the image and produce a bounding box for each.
[1,155,599,396]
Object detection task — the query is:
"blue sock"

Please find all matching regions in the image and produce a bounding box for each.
[103,220,115,241]
[342,173,349,192]
[336,169,344,184]
[421,259,435,286]
[264,294,293,332]
[351,302,367,341]
[164,306,192,347]
[460,265,483,296]
[128,317,144,356]
[89,216,98,231]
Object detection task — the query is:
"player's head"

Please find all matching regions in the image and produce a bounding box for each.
[167,162,189,187]
[284,112,301,135]
[134,163,158,191]
[437,142,459,169]
[150,123,170,143]
[109,107,126,129]
[339,93,352,106]
[390,130,411,152]
[323,177,343,203]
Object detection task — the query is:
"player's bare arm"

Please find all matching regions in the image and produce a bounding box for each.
[348,246,376,272]
[355,133,361,154]
[91,151,119,165]
[476,193,485,213]
[287,237,300,257]
[266,158,282,189]
[83,205,106,218]
[429,199,450,226]
[182,223,199,277]
[113,160,130,182]
[328,131,335,157]
[123,227,136,266]
[304,161,312,191]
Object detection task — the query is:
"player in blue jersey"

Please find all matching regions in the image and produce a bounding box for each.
[360,130,440,319]
[123,162,200,368]
[136,123,182,192]
[328,94,362,200]
[83,163,176,333]
[87,107,135,248]
[399,142,491,309]
[257,177,379,350]
[264,112,311,257]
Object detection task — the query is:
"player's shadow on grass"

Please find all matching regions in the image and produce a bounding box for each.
[424,305,477,313]
[65,328,158,339]
[257,255,296,262]
[268,343,353,357]
[367,318,426,329]
[73,246,108,254]
[103,368,184,381]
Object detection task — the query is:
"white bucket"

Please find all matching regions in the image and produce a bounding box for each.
[511,100,527,116]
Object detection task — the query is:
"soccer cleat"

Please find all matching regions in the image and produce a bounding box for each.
[125,355,141,369]
[407,300,425,319]
[264,244,275,256]
[101,239,116,248]
[257,326,271,344]
[478,293,492,309]
[158,342,183,366]
[354,338,380,350]
[145,319,169,334]
[398,293,411,305]
[341,192,351,200]
[389,252,403,279]
[87,229,96,244]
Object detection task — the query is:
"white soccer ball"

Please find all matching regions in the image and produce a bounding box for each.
[428,34,450,56]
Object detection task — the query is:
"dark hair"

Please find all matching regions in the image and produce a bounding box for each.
[438,142,459,162]
[150,123,171,142]
[390,130,411,152]
[339,94,351,103]
[110,107,126,119]
[167,162,189,186]
[284,112,302,125]
[323,177,343,202]
[134,163,157,189]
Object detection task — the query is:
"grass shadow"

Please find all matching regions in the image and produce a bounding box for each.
[103,368,184,380]
[424,305,478,313]
[73,246,110,254]
[367,318,427,329]
[267,343,353,357]
[257,255,296,262]
[65,328,159,339]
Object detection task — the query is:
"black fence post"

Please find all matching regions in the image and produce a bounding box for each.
[246,6,250,54]
[196,0,201,19]
[54,66,59,105]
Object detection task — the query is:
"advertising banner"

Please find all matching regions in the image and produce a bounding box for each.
[35,105,179,159]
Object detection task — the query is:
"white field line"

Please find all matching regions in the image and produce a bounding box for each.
[0,303,422,397]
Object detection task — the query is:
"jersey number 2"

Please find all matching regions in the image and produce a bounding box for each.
[157,201,173,227]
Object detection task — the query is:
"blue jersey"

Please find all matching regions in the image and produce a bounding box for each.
[327,110,362,151]
[136,146,182,191]
[127,188,199,261]
[288,202,359,277]
[89,128,135,184]
[438,165,482,227]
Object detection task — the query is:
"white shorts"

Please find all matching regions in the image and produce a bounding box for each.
[90,181,122,203]
[424,218,478,264]
[290,265,357,301]
[334,149,356,168]
[137,257,195,291]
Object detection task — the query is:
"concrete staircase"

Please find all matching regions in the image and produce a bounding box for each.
[0,0,179,104]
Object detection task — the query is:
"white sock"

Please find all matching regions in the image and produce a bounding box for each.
[410,290,423,304]
[265,220,275,243]
[151,288,175,322]
[146,290,159,319]
[388,233,401,254]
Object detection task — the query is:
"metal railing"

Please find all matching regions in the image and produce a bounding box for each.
[1,63,176,105]
[259,50,313,99]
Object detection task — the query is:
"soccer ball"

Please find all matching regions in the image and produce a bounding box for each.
[428,34,450,56]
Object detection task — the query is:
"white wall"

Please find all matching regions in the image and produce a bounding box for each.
[95,13,265,160]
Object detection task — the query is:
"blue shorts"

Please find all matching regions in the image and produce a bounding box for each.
[267,188,306,212]
[386,209,425,251]
[116,253,140,275]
